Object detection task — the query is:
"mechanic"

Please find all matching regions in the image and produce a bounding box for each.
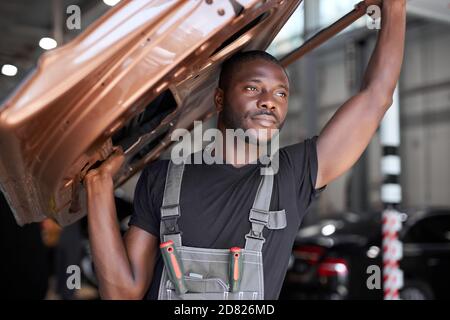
[84,0,406,299]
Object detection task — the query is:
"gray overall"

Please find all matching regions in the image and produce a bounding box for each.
[157,160,287,300]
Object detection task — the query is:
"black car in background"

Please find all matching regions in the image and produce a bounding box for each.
[280,208,450,300]
[400,208,450,299]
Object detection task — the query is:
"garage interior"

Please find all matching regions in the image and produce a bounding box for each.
[0,0,449,300]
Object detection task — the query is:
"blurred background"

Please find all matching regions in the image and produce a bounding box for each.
[0,0,449,300]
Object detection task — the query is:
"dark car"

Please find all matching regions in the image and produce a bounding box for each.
[400,208,450,299]
[280,208,450,300]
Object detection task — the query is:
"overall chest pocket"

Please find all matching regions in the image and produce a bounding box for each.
[164,275,263,300]
[166,276,229,293]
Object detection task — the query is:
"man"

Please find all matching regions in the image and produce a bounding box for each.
[85,0,406,299]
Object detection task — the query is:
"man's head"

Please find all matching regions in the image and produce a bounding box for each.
[215,50,289,143]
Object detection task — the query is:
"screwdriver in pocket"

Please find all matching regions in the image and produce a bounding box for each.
[160,240,187,295]
[229,247,243,292]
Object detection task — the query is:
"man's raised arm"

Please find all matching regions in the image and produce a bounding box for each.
[315,0,406,188]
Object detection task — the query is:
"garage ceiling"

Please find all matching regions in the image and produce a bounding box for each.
[0,0,449,102]
[0,0,108,101]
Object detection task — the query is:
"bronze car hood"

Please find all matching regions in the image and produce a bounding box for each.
[0,0,303,226]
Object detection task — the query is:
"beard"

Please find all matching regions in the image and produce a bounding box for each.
[219,104,285,145]
[220,104,244,131]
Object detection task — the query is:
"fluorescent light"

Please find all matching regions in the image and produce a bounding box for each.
[321,224,336,236]
[39,37,57,50]
[1,64,18,76]
[103,0,121,6]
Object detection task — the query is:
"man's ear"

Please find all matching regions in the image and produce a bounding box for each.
[214,87,224,113]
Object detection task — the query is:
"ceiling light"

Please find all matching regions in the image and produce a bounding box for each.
[39,37,57,50]
[103,0,121,6]
[1,64,18,77]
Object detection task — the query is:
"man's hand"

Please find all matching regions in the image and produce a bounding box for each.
[315,0,406,189]
[84,147,125,185]
[360,0,382,8]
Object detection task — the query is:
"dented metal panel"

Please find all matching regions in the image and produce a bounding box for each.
[0,0,302,226]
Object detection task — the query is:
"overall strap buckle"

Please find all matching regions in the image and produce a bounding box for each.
[161,204,181,235]
[245,208,270,250]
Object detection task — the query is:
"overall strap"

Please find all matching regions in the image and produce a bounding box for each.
[160,160,184,247]
[244,168,275,252]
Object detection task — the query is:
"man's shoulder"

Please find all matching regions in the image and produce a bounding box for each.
[276,136,319,173]
[279,136,318,157]
[278,139,307,160]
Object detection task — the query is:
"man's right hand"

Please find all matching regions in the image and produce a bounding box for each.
[84,147,125,185]
[84,146,158,299]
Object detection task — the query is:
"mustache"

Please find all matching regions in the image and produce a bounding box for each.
[249,109,279,123]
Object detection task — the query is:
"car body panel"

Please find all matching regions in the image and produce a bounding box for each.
[0,0,302,226]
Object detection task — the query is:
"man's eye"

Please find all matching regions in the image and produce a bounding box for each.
[277,92,287,97]
[245,86,257,91]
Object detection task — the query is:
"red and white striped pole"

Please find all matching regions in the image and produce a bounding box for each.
[380,86,403,300]
[381,208,403,299]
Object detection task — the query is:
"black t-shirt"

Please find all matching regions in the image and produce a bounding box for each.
[129,136,325,300]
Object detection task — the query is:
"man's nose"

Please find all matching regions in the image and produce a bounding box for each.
[257,91,276,110]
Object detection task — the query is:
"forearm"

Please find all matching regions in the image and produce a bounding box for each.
[315,1,407,188]
[86,175,141,299]
[362,0,406,103]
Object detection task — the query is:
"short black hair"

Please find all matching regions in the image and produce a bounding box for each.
[218,50,286,91]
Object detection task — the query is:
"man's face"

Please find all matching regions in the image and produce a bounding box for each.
[215,58,289,143]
